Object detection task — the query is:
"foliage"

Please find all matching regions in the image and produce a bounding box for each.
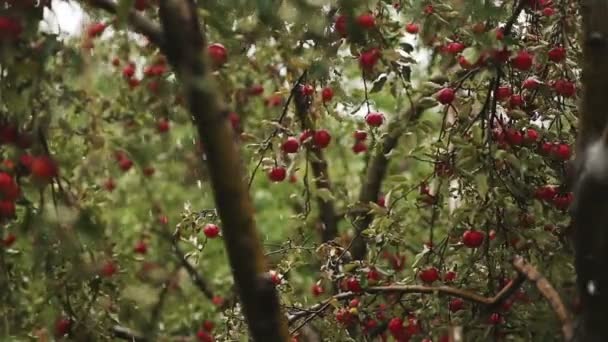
[0,0,581,341]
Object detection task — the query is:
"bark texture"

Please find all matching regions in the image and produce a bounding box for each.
[156,1,289,341]
[572,1,608,341]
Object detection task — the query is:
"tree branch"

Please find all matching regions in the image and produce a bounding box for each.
[82,0,165,49]
[293,76,338,242]
[155,1,289,341]
[111,325,147,342]
[171,236,215,301]
[512,256,574,341]
[288,258,526,325]
[350,95,423,259]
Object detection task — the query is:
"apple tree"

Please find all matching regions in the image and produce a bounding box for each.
[0,0,601,341]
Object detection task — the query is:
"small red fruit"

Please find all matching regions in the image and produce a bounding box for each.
[359,48,381,71]
[388,317,404,336]
[248,84,264,96]
[334,15,347,37]
[2,233,16,247]
[300,84,314,96]
[353,130,368,141]
[30,156,58,182]
[208,43,227,67]
[553,79,576,97]
[511,51,534,71]
[0,172,19,201]
[119,158,133,172]
[266,94,283,107]
[377,196,386,208]
[268,166,287,182]
[462,230,485,248]
[446,42,465,54]
[367,267,381,282]
[509,94,524,108]
[104,178,116,192]
[346,277,362,292]
[228,112,240,131]
[506,129,524,146]
[496,86,512,101]
[419,267,439,283]
[203,224,220,238]
[299,129,314,143]
[365,112,384,127]
[449,298,464,312]
[312,283,324,296]
[143,64,166,77]
[496,27,505,40]
[122,62,136,79]
[321,87,334,102]
[535,185,557,201]
[444,271,457,283]
[0,200,15,218]
[0,16,23,41]
[281,137,300,154]
[542,7,556,16]
[128,78,140,89]
[548,46,566,62]
[525,128,539,143]
[437,88,455,104]
[356,13,376,29]
[54,317,71,338]
[472,22,486,34]
[489,312,502,325]
[553,143,571,160]
[134,240,148,254]
[363,318,378,333]
[212,295,224,307]
[196,329,214,342]
[157,118,170,133]
[134,0,148,11]
[143,166,155,177]
[458,55,473,69]
[313,129,332,149]
[269,270,281,285]
[87,22,106,38]
[352,141,367,154]
[522,77,541,90]
[553,193,573,210]
[158,215,169,225]
[100,260,118,277]
[405,23,419,34]
[492,47,511,64]
[203,320,214,332]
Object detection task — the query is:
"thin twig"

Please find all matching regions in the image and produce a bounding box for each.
[82,0,165,49]
[248,71,308,189]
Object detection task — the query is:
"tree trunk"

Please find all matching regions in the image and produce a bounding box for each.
[572,1,608,341]
[156,1,290,341]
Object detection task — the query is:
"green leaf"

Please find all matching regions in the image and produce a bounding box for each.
[370,75,388,93]
[508,109,527,119]
[417,97,438,109]
[368,202,388,216]
[122,284,160,308]
[462,46,481,65]
[117,0,135,26]
[474,173,489,198]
